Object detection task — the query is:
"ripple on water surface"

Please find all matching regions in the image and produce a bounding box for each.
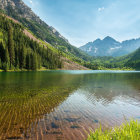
[0,71,140,139]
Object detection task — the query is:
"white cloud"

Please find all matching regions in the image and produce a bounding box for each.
[29,0,33,4]
[98,7,105,12]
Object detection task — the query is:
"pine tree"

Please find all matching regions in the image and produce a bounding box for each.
[19,46,26,69]
[2,62,8,72]
[26,52,31,70]
[0,42,5,62]
[5,47,9,64]
[37,55,41,69]
[0,59,2,69]
[14,47,19,69]
[8,24,15,69]
[31,53,38,70]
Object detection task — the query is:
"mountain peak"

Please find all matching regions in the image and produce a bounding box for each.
[93,38,101,43]
[80,36,140,57]
[103,36,116,42]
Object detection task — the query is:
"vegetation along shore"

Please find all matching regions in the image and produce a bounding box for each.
[87,120,140,140]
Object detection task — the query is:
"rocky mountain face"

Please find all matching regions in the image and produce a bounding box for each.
[0,0,41,22]
[0,0,68,43]
[80,36,140,57]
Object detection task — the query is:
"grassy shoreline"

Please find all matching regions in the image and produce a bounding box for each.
[95,67,135,71]
[0,68,50,72]
[0,68,137,72]
[87,120,140,140]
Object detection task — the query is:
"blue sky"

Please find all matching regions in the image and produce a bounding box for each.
[23,0,140,47]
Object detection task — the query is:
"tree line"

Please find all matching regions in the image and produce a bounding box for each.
[84,54,140,70]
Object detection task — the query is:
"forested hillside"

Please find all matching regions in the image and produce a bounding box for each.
[84,48,140,70]
[0,14,62,71]
[0,0,91,63]
[115,48,140,70]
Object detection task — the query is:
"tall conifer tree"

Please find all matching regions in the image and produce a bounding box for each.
[8,24,14,69]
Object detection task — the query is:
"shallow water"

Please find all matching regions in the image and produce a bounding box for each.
[0,70,140,140]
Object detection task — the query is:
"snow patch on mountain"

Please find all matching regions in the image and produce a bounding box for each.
[94,47,98,53]
[110,46,122,50]
[80,36,140,57]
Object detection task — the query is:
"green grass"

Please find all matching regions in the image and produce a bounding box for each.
[97,67,135,71]
[0,67,57,72]
[87,120,140,140]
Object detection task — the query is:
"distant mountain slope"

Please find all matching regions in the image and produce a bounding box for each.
[82,47,140,70]
[116,47,140,70]
[80,36,140,57]
[0,0,91,62]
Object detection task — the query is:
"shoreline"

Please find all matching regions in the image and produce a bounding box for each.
[0,68,137,72]
[0,68,50,72]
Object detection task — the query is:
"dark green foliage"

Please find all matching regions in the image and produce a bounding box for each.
[30,53,38,70]
[25,52,31,70]
[2,62,9,72]
[5,47,9,64]
[0,42,5,62]
[19,46,26,69]
[0,59,1,68]
[0,14,62,71]
[8,24,15,68]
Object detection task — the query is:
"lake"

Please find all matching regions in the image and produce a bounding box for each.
[0,70,140,140]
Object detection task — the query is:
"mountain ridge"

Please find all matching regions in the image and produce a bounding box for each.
[0,0,68,42]
[80,36,140,57]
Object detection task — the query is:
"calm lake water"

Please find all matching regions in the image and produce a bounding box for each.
[0,70,140,140]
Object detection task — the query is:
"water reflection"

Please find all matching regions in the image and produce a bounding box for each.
[0,71,140,140]
[0,71,82,139]
[38,71,140,140]
[79,73,140,103]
